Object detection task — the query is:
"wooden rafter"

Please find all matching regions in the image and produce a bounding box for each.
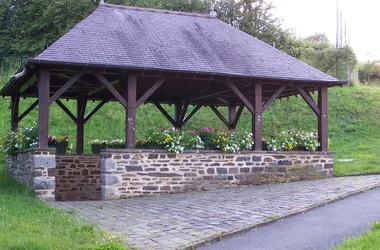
[232,105,244,128]
[84,100,107,123]
[88,79,119,97]
[262,85,287,112]
[226,82,255,114]
[20,75,37,93]
[18,99,38,122]
[136,78,166,107]
[153,102,176,127]
[182,104,202,126]
[295,86,320,116]
[209,105,230,128]
[93,73,126,108]
[58,74,91,86]
[55,99,78,123]
[178,103,189,125]
[48,72,83,104]
[11,93,20,131]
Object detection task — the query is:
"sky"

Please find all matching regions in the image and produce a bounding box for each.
[271,0,379,62]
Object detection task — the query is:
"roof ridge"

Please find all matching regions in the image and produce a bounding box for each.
[101,3,217,19]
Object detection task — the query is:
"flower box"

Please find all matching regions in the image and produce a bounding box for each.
[91,144,107,154]
[48,142,67,154]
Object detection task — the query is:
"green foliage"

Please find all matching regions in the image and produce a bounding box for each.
[0,159,127,249]
[334,221,380,250]
[0,123,38,155]
[266,131,320,152]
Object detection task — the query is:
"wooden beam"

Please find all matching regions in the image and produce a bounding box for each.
[178,103,189,127]
[20,75,37,93]
[262,85,287,112]
[11,93,20,131]
[58,74,91,86]
[48,72,83,104]
[88,79,119,97]
[93,73,126,108]
[296,86,321,116]
[127,75,137,149]
[228,105,236,127]
[209,105,230,129]
[318,87,328,152]
[18,99,38,122]
[136,78,166,107]
[182,104,202,126]
[154,102,176,127]
[55,99,78,123]
[253,83,263,150]
[38,69,50,148]
[232,105,244,129]
[84,100,107,123]
[76,96,87,154]
[226,82,255,114]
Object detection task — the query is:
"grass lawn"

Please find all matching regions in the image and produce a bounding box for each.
[0,155,127,250]
[335,222,380,250]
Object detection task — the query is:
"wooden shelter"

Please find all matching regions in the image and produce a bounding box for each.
[0,4,346,153]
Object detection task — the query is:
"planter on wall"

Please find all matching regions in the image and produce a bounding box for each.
[91,144,107,154]
[48,143,66,154]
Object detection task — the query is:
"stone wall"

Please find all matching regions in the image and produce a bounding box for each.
[6,148,56,201]
[56,155,101,201]
[101,150,334,200]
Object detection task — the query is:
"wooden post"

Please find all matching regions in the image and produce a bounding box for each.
[76,96,87,154]
[318,87,328,152]
[37,69,50,148]
[11,93,20,131]
[174,103,182,129]
[228,105,236,131]
[127,75,137,149]
[253,83,263,150]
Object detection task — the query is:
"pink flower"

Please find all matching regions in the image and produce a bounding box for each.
[201,127,207,133]
[272,130,277,135]
[208,127,213,132]
[192,130,196,135]
[263,136,267,141]
[313,132,318,137]
[288,130,292,134]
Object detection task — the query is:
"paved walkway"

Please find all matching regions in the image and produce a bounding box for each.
[51,175,380,250]
[201,185,380,250]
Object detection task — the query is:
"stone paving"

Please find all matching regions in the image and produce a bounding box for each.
[51,175,380,250]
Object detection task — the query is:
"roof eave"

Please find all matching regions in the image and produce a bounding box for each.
[27,59,345,84]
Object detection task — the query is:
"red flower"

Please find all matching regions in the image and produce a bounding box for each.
[64,136,69,140]
[288,130,293,134]
[313,132,318,137]
[201,127,207,133]
[48,135,52,141]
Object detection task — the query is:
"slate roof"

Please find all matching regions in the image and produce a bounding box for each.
[34,4,338,83]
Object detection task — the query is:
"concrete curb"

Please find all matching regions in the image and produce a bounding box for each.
[182,181,380,250]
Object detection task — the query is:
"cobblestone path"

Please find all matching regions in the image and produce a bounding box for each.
[51,175,380,250]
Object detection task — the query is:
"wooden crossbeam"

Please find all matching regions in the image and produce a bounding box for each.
[20,75,37,93]
[48,72,83,104]
[136,78,166,107]
[295,86,320,116]
[262,85,287,112]
[153,102,176,127]
[88,79,119,97]
[93,73,126,108]
[58,74,91,86]
[209,105,230,128]
[55,99,78,123]
[190,89,231,101]
[232,105,244,128]
[226,82,255,114]
[178,103,189,126]
[84,100,107,123]
[182,104,202,126]
[18,99,38,122]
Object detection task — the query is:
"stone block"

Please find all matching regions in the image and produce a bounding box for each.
[216,168,227,174]
[240,168,250,173]
[33,155,56,168]
[101,159,116,171]
[143,186,158,190]
[325,163,334,169]
[229,168,238,174]
[278,160,292,165]
[252,156,262,162]
[125,166,143,172]
[101,175,120,185]
[207,168,215,174]
[251,167,264,172]
[236,156,250,162]
[33,178,55,190]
